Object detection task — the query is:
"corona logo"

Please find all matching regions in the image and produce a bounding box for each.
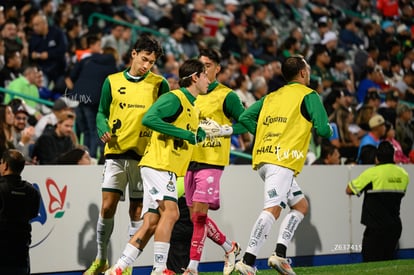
[30,178,68,248]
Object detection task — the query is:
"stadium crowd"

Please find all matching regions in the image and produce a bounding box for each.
[0,0,413,165]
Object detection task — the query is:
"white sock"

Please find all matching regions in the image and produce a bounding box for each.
[153,241,170,272]
[245,211,275,256]
[277,210,304,247]
[222,239,233,253]
[187,259,199,271]
[96,217,114,260]
[129,220,143,239]
[116,243,141,270]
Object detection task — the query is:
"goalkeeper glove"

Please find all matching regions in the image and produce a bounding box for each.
[199,118,233,137]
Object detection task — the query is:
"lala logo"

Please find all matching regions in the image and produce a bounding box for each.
[30,178,68,248]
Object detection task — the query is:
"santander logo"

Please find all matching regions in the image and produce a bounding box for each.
[31,178,68,247]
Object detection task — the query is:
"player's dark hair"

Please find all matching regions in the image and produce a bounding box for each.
[133,34,163,59]
[1,149,25,175]
[282,55,306,82]
[178,59,205,88]
[376,141,395,164]
[199,48,221,65]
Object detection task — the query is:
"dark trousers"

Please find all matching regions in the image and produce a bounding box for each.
[362,226,401,262]
[167,197,193,273]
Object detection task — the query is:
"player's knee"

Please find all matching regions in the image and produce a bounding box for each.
[292,197,308,216]
[192,212,207,224]
[101,205,116,218]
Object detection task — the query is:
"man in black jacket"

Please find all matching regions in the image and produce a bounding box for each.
[0,149,40,275]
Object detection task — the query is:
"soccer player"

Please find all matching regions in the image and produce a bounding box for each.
[182,48,247,275]
[346,141,409,262]
[104,59,209,275]
[235,56,332,275]
[83,35,169,275]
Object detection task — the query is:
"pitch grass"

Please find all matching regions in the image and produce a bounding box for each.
[204,259,414,275]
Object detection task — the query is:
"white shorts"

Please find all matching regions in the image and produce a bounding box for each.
[102,159,143,201]
[141,166,178,216]
[258,164,305,209]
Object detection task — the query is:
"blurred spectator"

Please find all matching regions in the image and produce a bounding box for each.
[310,44,334,92]
[394,71,414,103]
[356,66,383,104]
[306,0,339,22]
[220,17,247,58]
[9,99,35,162]
[400,4,414,29]
[321,30,339,56]
[377,90,399,126]
[290,26,310,58]
[251,2,270,35]
[4,65,39,110]
[330,106,360,162]
[352,48,376,83]
[101,23,129,64]
[74,34,103,63]
[216,64,233,87]
[34,97,78,139]
[387,58,404,87]
[250,76,268,101]
[324,88,347,119]
[362,22,381,50]
[356,104,375,132]
[222,0,239,26]
[357,114,386,163]
[1,19,27,57]
[70,46,119,158]
[40,0,55,26]
[395,103,414,157]
[35,69,59,104]
[245,25,261,58]
[338,17,364,52]
[362,90,381,112]
[239,52,255,75]
[234,74,255,108]
[384,121,410,164]
[55,146,92,165]
[258,37,278,63]
[163,73,179,90]
[170,0,192,29]
[376,0,399,19]
[278,36,300,63]
[29,13,67,95]
[0,50,22,96]
[0,104,14,157]
[31,111,76,164]
[163,24,187,67]
[379,20,395,52]
[358,144,377,164]
[309,17,331,45]
[64,18,83,67]
[267,60,286,92]
[53,4,71,31]
[312,142,341,165]
[330,54,355,93]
